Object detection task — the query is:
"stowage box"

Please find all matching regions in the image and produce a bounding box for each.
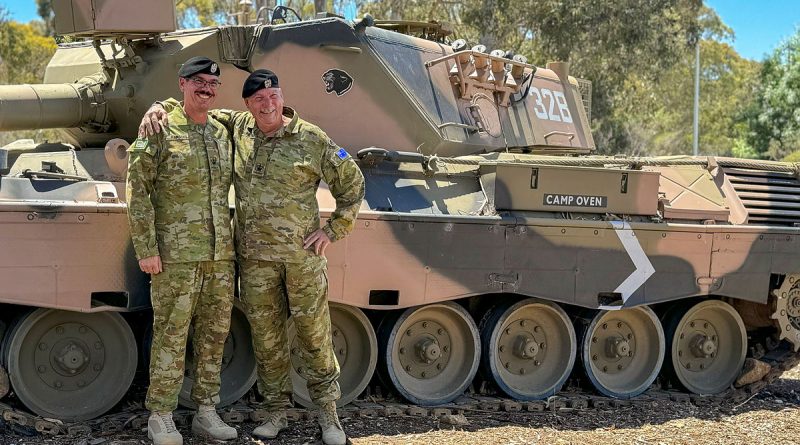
[493,163,660,215]
[53,0,176,36]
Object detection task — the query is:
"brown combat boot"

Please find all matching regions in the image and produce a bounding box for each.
[252,410,288,439]
[147,411,183,445]
[317,402,346,445]
[191,405,237,440]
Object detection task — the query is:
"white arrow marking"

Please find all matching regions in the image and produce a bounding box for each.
[609,220,655,306]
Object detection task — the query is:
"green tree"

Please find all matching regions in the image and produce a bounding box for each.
[744,28,800,160]
[616,8,760,156]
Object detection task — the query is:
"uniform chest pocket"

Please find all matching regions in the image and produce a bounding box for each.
[267,151,316,188]
[163,137,193,174]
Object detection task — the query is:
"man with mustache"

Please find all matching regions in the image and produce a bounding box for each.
[127,56,238,445]
[140,69,365,445]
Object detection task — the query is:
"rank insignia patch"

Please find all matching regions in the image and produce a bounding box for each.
[336,148,349,159]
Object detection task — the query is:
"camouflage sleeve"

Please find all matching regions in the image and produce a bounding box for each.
[125,135,161,259]
[319,139,365,241]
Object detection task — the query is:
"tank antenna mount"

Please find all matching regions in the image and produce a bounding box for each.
[354,14,375,33]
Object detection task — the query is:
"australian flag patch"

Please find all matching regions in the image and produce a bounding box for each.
[336,148,349,160]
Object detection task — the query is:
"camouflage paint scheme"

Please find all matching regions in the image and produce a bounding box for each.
[2,0,800,420]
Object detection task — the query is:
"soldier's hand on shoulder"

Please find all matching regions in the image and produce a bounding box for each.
[138,104,169,137]
[138,255,163,275]
[303,228,332,256]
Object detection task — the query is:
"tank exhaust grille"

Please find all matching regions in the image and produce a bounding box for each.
[576,78,592,123]
[723,167,800,226]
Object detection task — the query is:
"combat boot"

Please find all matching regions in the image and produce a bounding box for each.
[147,411,183,445]
[191,405,237,440]
[317,402,346,445]
[252,410,288,439]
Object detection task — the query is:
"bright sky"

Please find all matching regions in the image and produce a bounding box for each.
[2,0,798,60]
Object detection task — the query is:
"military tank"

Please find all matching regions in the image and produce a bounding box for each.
[2,0,800,426]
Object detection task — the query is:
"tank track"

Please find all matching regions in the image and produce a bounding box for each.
[1,339,798,438]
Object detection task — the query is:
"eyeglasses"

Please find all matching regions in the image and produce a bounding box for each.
[188,77,222,89]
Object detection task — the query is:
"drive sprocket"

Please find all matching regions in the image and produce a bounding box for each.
[771,274,800,351]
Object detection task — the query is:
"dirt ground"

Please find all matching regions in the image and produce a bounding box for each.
[4,367,800,445]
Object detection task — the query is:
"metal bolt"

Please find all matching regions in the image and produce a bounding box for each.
[700,364,705,370]
[534,360,540,367]
[437,328,444,335]
[520,368,526,375]
[592,355,598,361]
[54,381,62,388]
[678,350,683,357]
[506,328,512,335]
[498,346,505,353]
[94,364,102,371]
[520,320,526,327]
[627,333,632,340]
[421,372,427,378]
[406,330,412,336]
[534,326,541,333]
[422,322,428,328]
[505,362,510,369]
[338,349,345,355]
[405,365,412,372]
[617,322,622,328]
[603,366,608,372]
[37,366,46,373]
[703,323,709,329]
[592,337,598,343]
[617,364,623,370]
[436,363,442,370]
[333,330,339,337]
[400,348,406,354]
[680,333,685,340]
[540,342,546,350]
[686,363,691,369]
[38,343,47,351]
[690,322,695,328]
[443,346,449,353]
[602,323,608,330]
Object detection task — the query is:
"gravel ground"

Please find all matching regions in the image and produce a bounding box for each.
[3,367,800,445]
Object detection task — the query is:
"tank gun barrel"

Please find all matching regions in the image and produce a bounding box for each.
[0,77,108,132]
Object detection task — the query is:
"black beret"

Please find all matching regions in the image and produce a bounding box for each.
[178,56,221,78]
[242,69,280,98]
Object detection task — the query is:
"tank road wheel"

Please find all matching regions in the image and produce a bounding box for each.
[379,302,480,406]
[663,300,746,395]
[581,307,665,399]
[771,274,800,350]
[479,299,576,400]
[179,304,257,408]
[4,309,137,421]
[289,304,378,408]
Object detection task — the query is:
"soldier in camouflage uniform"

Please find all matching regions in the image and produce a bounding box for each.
[127,57,238,445]
[142,69,365,445]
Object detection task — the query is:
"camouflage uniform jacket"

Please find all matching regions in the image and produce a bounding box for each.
[126,99,235,263]
[160,99,365,263]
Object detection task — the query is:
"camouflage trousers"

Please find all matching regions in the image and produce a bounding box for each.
[145,260,235,413]
[240,257,341,410]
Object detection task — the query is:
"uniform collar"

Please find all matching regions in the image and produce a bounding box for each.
[249,106,299,138]
[171,98,208,128]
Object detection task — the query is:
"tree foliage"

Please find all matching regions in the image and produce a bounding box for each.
[744,29,800,160]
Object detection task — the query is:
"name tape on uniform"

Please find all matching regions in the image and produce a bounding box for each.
[543,194,607,208]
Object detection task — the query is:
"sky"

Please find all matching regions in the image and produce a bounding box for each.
[1,0,798,61]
